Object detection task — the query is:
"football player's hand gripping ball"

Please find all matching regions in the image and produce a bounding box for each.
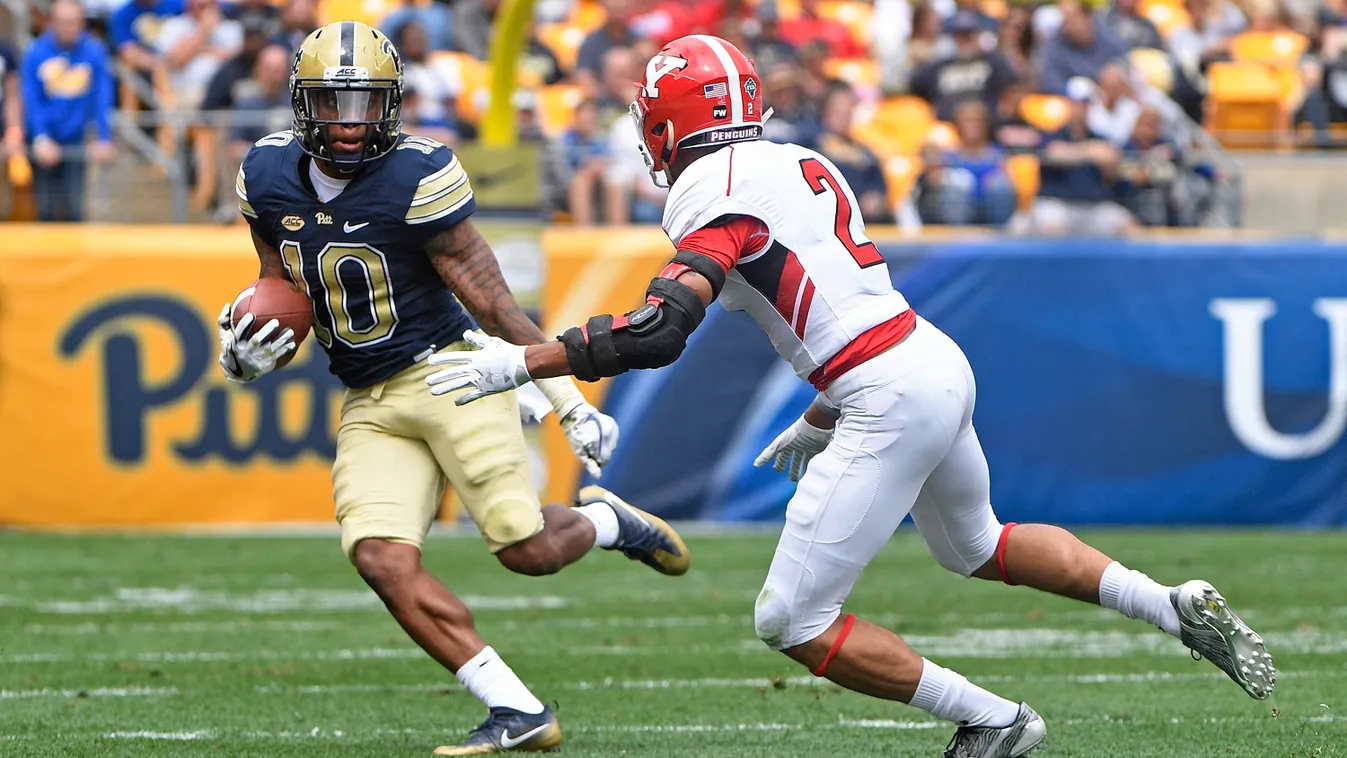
[426,331,532,404]
[754,415,835,482]
[560,404,620,479]
[217,304,297,383]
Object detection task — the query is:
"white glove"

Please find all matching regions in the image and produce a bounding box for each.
[753,415,834,482]
[561,403,620,479]
[217,303,296,383]
[425,330,532,405]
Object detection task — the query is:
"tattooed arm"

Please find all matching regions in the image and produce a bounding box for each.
[425,218,590,417]
[252,227,288,279]
[424,218,549,346]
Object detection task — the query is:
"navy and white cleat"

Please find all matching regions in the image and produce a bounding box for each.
[432,705,561,755]
[943,702,1047,758]
[1171,580,1276,700]
[576,486,690,576]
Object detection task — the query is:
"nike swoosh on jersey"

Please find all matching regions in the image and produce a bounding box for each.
[499,724,549,748]
[343,221,370,233]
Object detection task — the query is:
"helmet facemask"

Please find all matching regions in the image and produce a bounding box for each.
[630,99,677,189]
[292,77,402,170]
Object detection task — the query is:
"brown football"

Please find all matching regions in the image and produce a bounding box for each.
[230,277,312,368]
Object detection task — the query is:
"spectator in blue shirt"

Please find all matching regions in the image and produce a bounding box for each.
[109,0,182,89]
[576,0,638,96]
[21,0,116,221]
[1040,0,1132,95]
[380,0,455,53]
[1030,78,1136,235]
[227,44,291,148]
[556,99,609,225]
[1118,105,1182,226]
[918,99,1017,227]
[813,86,889,222]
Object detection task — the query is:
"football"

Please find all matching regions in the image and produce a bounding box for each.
[230,277,312,368]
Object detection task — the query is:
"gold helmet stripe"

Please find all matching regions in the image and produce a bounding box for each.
[339,20,355,67]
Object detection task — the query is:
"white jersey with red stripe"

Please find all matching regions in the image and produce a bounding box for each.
[662,139,910,384]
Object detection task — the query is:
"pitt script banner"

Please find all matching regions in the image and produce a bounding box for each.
[0,223,552,527]
[5,226,1347,526]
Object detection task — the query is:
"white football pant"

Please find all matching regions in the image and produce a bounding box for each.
[755,317,1003,650]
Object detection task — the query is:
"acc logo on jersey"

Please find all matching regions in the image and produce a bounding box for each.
[642,54,688,98]
[282,215,305,231]
[315,212,333,225]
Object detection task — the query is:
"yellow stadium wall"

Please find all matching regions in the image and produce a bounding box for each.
[0,223,675,528]
[537,226,674,506]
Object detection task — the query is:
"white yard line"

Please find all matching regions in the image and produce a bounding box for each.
[13,626,1347,665]
[103,730,213,740]
[256,668,1328,697]
[24,588,566,615]
[22,620,343,635]
[0,687,177,700]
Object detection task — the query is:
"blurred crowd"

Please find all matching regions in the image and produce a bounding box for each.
[0,0,1333,227]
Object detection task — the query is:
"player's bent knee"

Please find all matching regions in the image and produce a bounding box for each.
[754,584,835,652]
[495,535,565,576]
[352,538,420,606]
[923,512,1002,577]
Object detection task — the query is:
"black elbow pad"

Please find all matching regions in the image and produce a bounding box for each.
[558,277,706,381]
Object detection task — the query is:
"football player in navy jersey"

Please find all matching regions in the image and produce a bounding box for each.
[218,21,690,755]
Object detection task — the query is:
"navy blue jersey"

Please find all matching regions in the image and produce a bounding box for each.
[237,131,476,388]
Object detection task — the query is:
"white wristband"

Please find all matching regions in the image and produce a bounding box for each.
[535,376,587,420]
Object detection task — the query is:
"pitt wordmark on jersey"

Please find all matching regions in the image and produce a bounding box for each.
[661,139,913,389]
[236,130,477,388]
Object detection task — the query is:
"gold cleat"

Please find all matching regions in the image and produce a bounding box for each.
[577,485,691,576]
[432,706,561,755]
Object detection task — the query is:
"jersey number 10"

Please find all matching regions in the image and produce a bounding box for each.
[799,158,884,269]
[279,241,399,348]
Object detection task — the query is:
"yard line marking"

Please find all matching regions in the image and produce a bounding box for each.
[25,588,566,615]
[11,626,1347,666]
[835,718,944,730]
[22,620,342,635]
[563,675,825,691]
[259,668,1329,697]
[103,730,213,741]
[0,687,177,700]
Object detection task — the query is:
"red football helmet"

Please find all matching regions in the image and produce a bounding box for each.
[630,34,769,186]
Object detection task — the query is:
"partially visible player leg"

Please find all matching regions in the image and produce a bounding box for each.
[753,338,1039,756]
[909,387,1275,701]
[419,345,687,577]
[336,383,559,755]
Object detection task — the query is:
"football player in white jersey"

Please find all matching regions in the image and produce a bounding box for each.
[425,35,1275,757]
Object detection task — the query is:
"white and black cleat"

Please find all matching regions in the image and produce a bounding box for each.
[943,702,1046,758]
[1171,580,1276,700]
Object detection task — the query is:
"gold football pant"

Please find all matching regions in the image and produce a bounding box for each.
[333,341,544,561]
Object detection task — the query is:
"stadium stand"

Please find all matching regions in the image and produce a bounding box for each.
[12,0,1346,228]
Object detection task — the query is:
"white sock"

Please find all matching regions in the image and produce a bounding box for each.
[910,658,1020,728]
[575,502,620,548]
[454,646,545,714]
[1098,561,1181,637]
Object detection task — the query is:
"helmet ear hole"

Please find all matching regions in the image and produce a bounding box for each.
[660,119,676,164]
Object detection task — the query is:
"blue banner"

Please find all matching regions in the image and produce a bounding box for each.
[590,239,1347,526]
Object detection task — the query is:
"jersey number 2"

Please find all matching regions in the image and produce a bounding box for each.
[799,158,883,268]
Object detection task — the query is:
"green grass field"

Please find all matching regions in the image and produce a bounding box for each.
[1,529,1344,757]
